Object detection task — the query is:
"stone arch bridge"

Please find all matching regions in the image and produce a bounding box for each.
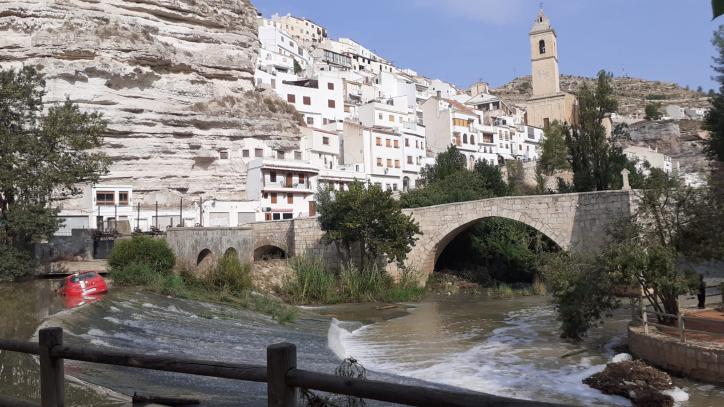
[165,190,636,277]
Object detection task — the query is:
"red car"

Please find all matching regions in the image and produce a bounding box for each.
[60,272,108,297]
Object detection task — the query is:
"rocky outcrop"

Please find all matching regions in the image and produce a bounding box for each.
[494,75,709,117]
[627,119,710,184]
[0,0,302,207]
[584,360,675,407]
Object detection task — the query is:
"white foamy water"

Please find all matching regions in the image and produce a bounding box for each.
[328,298,633,406]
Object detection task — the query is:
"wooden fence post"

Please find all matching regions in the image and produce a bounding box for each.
[267,343,297,407]
[678,315,686,344]
[39,327,64,407]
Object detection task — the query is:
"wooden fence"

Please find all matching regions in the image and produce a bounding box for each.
[0,327,566,407]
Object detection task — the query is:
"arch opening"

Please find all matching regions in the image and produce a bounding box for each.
[196,248,215,275]
[433,216,560,286]
[224,247,238,260]
[539,39,546,54]
[254,245,286,261]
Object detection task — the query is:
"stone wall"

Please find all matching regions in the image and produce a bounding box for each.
[628,325,724,385]
[166,227,254,267]
[33,229,94,263]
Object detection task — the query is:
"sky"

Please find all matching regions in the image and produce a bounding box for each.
[254,0,721,91]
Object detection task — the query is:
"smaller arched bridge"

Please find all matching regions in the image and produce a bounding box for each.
[165,190,636,277]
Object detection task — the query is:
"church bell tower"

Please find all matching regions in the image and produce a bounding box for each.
[529,9,560,97]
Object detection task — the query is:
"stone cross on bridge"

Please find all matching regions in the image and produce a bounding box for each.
[166,190,636,278]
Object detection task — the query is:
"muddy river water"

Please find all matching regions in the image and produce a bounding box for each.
[1,280,723,406]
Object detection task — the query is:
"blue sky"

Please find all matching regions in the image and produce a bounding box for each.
[254,0,720,91]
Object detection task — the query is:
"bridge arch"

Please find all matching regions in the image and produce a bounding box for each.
[196,248,215,275]
[426,214,566,276]
[253,245,287,261]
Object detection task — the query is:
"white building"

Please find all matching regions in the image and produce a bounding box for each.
[623,145,673,174]
[277,73,345,128]
[247,158,320,221]
[270,14,327,45]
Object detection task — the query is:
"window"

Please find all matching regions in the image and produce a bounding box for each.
[287,193,294,204]
[378,113,383,120]
[322,136,329,145]
[543,118,550,129]
[282,213,293,220]
[118,192,129,206]
[388,115,395,123]
[385,139,391,148]
[96,191,114,206]
[405,138,410,147]
[255,148,263,157]
[328,99,335,108]
[393,184,398,191]
[376,157,383,167]
[519,145,523,151]
[303,96,311,105]
[539,39,546,55]
[387,159,392,168]
[470,135,475,144]
[407,156,413,164]
[376,137,382,146]
[299,173,305,183]
[463,134,468,143]
[219,150,229,159]
[394,160,400,168]
[453,118,468,127]
[328,82,334,90]
[270,193,278,204]
[415,140,419,148]
[287,94,295,103]
[270,171,277,182]
[306,117,314,125]
[393,140,399,148]
[272,213,281,220]
[242,149,249,158]
[277,151,285,159]
[294,151,302,160]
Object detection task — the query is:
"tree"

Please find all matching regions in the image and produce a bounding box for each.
[539,120,570,175]
[714,0,724,19]
[293,59,303,75]
[543,172,724,340]
[705,25,724,162]
[400,146,507,208]
[644,102,662,121]
[565,70,619,192]
[0,67,109,280]
[697,85,704,94]
[317,181,420,269]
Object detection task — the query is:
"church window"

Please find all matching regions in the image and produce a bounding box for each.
[539,40,546,54]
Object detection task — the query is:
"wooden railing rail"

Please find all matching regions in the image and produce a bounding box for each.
[638,309,724,344]
[0,327,566,407]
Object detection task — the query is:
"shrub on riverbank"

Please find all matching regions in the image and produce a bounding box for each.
[110,249,294,323]
[281,256,426,304]
[108,236,175,275]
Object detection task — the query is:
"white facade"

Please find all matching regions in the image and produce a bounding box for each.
[276,73,345,128]
[623,146,673,174]
[271,14,327,45]
[247,158,320,220]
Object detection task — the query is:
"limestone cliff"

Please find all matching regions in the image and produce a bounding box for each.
[0,0,302,207]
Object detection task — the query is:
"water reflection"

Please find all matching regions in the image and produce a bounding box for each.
[0,280,124,406]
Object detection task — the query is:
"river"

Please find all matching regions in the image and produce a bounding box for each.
[1,281,723,406]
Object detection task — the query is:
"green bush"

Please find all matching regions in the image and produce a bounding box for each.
[283,256,337,304]
[110,262,159,286]
[108,236,175,275]
[0,245,32,281]
[206,252,252,293]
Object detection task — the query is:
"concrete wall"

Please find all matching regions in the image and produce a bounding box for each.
[629,325,724,385]
[33,229,94,263]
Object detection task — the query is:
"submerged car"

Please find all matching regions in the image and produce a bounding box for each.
[59,271,108,297]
